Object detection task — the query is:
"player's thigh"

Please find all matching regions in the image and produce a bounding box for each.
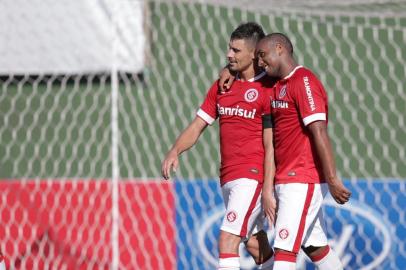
[221,178,263,238]
[302,184,329,247]
[274,183,327,253]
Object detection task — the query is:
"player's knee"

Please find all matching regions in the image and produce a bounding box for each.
[304,245,343,270]
[252,229,267,239]
[253,250,274,265]
[302,245,329,259]
[254,230,273,263]
[245,230,273,265]
[219,230,241,253]
[246,229,267,246]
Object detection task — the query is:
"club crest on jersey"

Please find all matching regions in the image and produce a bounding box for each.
[278,228,289,240]
[244,88,258,102]
[226,211,238,222]
[279,85,287,99]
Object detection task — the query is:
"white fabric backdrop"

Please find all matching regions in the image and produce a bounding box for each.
[0,0,145,74]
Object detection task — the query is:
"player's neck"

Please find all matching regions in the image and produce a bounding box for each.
[238,66,260,82]
[280,58,299,79]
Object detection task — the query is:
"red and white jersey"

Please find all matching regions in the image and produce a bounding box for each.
[197,72,275,185]
[271,66,328,184]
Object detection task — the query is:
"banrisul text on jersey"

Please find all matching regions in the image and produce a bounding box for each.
[217,104,256,119]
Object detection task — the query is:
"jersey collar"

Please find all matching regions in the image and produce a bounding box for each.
[236,71,267,82]
[283,65,303,80]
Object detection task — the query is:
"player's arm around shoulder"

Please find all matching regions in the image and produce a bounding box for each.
[262,125,276,225]
[218,65,236,93]
[161,117,208,180]
[307,121,351,204]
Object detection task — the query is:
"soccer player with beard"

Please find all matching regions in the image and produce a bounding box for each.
[161,22,276,270]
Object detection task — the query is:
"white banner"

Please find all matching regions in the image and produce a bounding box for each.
[0,0,145,75]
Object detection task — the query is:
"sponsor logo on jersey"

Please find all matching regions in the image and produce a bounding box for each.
[303,76,316,111]
[272,100,289,109]
[217,104,256,119]
[249,168,259,174]
[226,211,237,222]
[244,88,258,102]
[278,228,289,240]
[279,85,287,99]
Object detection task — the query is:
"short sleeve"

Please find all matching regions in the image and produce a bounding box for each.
[197,81,219,125]
[292,71,328,126]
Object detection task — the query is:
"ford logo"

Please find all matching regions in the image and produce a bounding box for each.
[196,198,393,270]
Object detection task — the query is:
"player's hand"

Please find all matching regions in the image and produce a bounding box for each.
[262,191,277,225]
[328,177,351,204]
[218,66,235,93]
[161,150,179,180]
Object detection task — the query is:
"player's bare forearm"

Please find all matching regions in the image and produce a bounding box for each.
[307,121,351,204]
[161,117,208,179]
[263,128,275,191]
[169,117,208,155]
[307,121,337,182]
[262,128,276,223]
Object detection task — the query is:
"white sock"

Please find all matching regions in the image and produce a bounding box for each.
[312,247,343,270]
[273,260,295,270]
[218,254,240,270]
[273,250,296,270]
[257,255,274,270]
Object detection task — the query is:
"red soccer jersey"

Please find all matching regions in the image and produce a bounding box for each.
[271,66,328,184]
[197,72,275,185]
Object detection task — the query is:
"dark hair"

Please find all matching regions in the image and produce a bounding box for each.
[230,22,265,48]
[266,32,294,55]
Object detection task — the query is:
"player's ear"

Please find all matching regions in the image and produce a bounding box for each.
[276,43,283,56]
[251,51,256,61]
[249,46,257,60]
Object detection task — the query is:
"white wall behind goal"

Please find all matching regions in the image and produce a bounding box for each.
[0,0,145,75]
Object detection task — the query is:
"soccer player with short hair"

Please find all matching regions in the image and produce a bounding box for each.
[161,22,276,270]
[253,32,351,270]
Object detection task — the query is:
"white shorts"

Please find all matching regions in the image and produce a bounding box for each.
[220,178,264,239]
[274,183,328,253]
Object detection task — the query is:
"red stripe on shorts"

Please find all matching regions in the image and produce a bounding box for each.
[292,183,315,252]
[240,182,262,237]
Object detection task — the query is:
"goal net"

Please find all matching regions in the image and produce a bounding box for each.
[0,0,405,269]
